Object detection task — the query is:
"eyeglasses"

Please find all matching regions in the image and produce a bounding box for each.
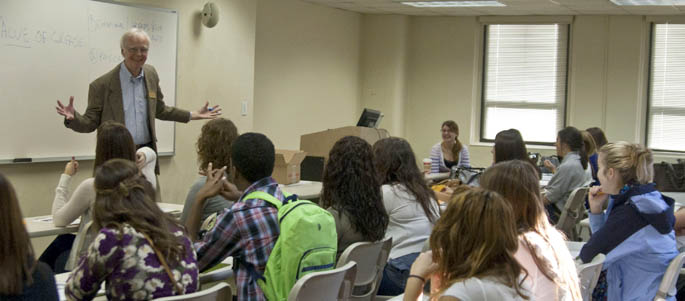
[126,47,149,54]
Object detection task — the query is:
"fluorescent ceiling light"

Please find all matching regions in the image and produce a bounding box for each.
[401,1,506,7]
[610,0,685,5]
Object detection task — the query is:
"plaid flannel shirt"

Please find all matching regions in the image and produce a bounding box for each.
[194,177,282,301]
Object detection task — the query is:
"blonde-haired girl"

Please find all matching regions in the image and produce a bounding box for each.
[580,141,677,301]
[403,188,530,301]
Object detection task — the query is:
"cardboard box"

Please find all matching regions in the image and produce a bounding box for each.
[272,149,307,185]
[300,126,390,159]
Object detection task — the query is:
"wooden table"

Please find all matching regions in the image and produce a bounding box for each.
[26,202,184,238]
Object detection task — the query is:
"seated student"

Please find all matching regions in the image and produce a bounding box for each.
[581,130,597,182]
[320,136,388,259]
[429,120,470,173]
[180,118,241,226]
[586,127,608,185]
[481,160,581,300]
[65,159,198,300]
[543,126,592,223]
[185,132,282,301]
[492,128,540,175]
[580,142,678,301]
[373,138,440,295]
[0,173,59,300]
[45,121,156,271]
[403,188,530,301]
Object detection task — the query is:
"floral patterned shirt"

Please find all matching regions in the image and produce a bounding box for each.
[65,224,199,300]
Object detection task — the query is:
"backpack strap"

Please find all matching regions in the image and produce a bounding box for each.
[244,191,298,208]
[236,190,298,285]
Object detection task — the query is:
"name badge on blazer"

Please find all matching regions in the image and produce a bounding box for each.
[148,90,157,100]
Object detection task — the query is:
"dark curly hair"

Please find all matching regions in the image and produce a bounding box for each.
[321,136,388,242]
[196,118,239,170]
[373,137,438,223]
[231,133,275,183]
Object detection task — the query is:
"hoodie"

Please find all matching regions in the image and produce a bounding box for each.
[580,183,678,301]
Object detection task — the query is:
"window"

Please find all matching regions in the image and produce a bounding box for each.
[481,24,569,144]
[647,23,685,152]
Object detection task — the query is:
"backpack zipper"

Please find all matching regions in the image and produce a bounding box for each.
[295,246,336,279]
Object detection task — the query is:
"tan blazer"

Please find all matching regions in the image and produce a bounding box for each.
[65,63,190,152]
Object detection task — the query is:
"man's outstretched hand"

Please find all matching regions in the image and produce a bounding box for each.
[56,96,75,120]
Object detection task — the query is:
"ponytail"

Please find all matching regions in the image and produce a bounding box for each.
[558,127,588,170]
[599,142,654,185]
[634,147,654,184]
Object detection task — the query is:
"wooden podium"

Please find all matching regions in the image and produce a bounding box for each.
[300,126,390,159]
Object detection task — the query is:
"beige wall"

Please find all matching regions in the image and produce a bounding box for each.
[253,0,362,150]
[360,14,675,168]
[0,0,257,252]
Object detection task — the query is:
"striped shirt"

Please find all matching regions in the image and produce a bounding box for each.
[194,177,282,301]
[429,142,470,173]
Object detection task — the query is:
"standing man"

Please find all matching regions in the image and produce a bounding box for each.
[56,28,221,170]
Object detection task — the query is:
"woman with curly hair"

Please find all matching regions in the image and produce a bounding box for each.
[321,136,389,259]
[373,137,440,295]
[404,188,530,300]
[181,118,241,225]
[66,159,199,300]
[481,160,581,300]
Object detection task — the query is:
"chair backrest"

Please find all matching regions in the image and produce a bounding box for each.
[654,252,685,301]
[577,253,605,301]
[556,186,589,241]
[336,237,392,300]
[153,282,231,301]
[288,261,357,301]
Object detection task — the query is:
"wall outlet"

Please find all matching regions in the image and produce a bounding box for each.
[241,101,248,116]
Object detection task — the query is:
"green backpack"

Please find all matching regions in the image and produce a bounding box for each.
[240,191,338,301]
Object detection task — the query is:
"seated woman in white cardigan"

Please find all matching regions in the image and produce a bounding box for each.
[429,120,470,173]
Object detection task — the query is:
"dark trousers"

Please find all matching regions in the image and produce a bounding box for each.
[378,252,420,296]
[38,234,75,273]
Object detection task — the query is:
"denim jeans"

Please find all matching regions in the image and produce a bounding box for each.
[378,252,420,296]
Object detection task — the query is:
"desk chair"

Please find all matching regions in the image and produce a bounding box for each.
[288,261,357,301]
[153,282,231,301]
[336,237,393,300]
[556,187,589,241]
[577,254,605,301]
[655,252,685,301]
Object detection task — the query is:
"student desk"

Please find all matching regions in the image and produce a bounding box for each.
[26,202,184,238]
[425,172,450,183]
[279,181,322,200]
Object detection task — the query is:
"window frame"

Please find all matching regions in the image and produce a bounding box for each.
[645,22,685,154]
[478,23,571,146]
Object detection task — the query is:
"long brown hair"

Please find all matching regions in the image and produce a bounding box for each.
[431,187,528,299]
[0,173,35,295]
[586,127,608,148]
[93,159,188,262]
[196,118,239,170]
[321,136,388,242]
[480,160,582,300]
[373,137,438,223]
[93,121,136,176]
[442,120,463,158]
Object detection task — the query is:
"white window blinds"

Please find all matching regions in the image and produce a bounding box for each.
[481,24,568,144]
[648,24,685,152]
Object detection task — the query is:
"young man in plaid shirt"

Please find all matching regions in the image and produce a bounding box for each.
[185,132,283,301]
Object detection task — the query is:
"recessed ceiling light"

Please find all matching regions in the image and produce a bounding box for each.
[610,0,685,5]
[401,1,506,7]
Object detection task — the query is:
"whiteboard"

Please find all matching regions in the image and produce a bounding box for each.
[0,0,178,163]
